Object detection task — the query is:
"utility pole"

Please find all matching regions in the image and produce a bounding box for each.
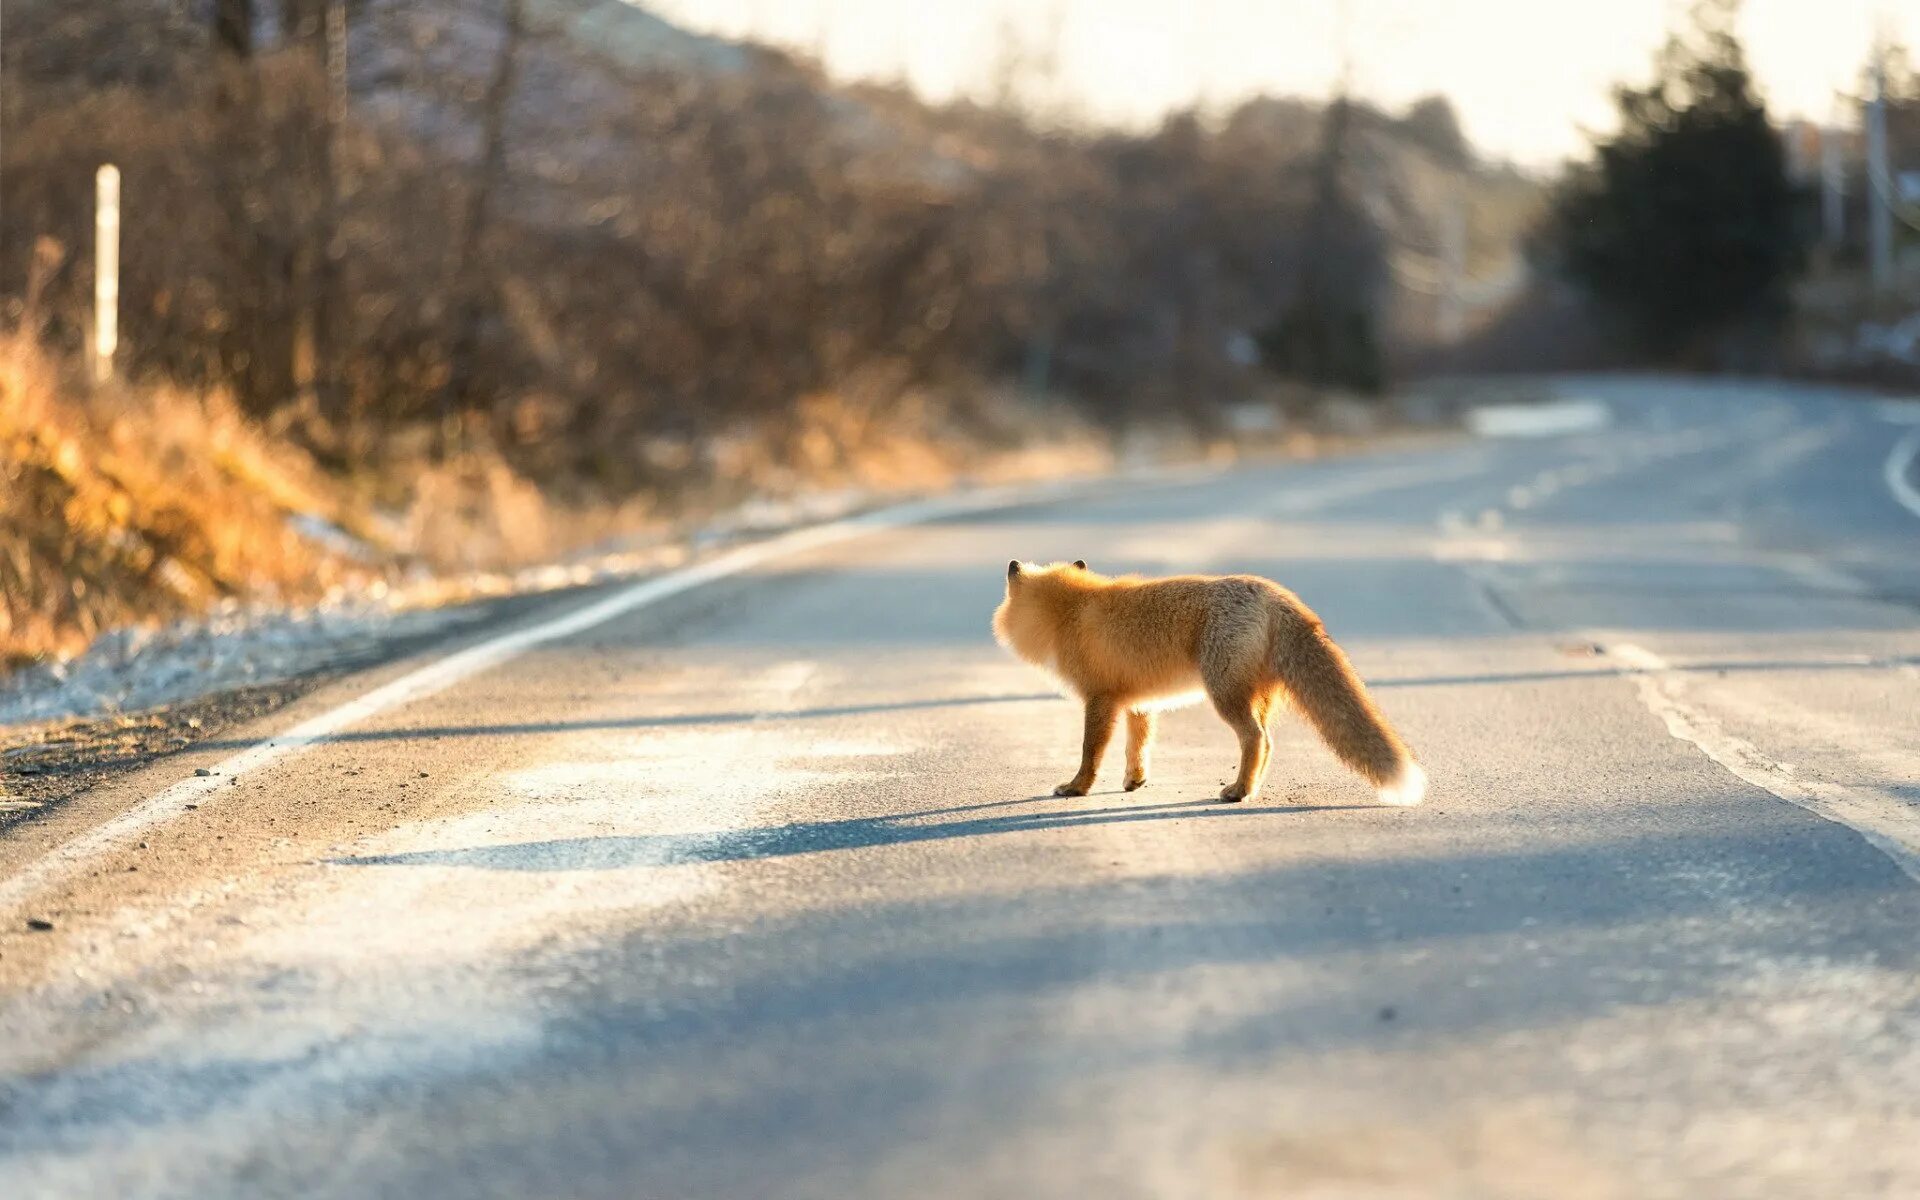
[443,0,526,434]
[327,0,347,129]
[1021,1,1066,398]
[288,0,347,416]
[1866,35,1895,294]
[1821,122,1846,253]
[215,0,253,59]
[1438,188,1468,345]
[92,165,121,386]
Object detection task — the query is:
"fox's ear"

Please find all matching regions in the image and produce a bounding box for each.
[1008,560,1022,577]
[1072,560,1087,570]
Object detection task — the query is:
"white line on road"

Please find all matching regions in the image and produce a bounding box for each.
[1773,555,1871,597]
[1885,427,1920,521]
[1607,641,1920,885]
[1264,456,1491,515]
[0,480,1089,917]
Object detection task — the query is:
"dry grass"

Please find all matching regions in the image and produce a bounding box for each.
[0,334,1125,673]
[0,333,377,666]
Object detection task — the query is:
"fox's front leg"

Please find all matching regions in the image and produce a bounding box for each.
[1124,709,1155,791]
[1056,695,1119,796]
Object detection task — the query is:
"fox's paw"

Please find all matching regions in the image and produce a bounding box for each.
[1218,782,1251,803]
[1054,780,1090,797]
[1123,774,1148,792]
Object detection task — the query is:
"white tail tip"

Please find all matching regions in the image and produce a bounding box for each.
[1377,762,1427,807]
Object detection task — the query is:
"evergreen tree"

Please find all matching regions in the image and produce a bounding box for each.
[1545,0,1807,362]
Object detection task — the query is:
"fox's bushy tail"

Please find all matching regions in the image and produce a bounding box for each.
[1276,625,1425,806]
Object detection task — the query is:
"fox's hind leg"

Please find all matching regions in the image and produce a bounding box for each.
[1210,686,1274,802]
[1123,709,1156,791]
[1056,695,1119,797]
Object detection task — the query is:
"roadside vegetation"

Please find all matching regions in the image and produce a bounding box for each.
[0,330,372,668]
[1,0,1532,670]
[1540,0,1807,366]
[1455,1,1920,384]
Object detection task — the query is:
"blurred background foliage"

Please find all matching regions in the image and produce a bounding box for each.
[23,0,1911,666]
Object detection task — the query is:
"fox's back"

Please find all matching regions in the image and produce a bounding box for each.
[1071,573,1305,696]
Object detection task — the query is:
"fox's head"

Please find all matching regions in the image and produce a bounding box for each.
[992,559,1088,663]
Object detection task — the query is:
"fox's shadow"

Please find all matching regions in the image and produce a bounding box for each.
[334,794,1370,873]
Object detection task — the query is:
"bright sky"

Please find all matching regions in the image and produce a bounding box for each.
[645,0,1917,168]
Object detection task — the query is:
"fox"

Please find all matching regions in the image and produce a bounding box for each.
[992,560,1425,806]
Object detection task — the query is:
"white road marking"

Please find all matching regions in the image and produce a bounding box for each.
[1884,427,1920,521]
[0,481,1086,916]
[1263,457,1491,515]
[1774,556,1870,597]
[1607,641,1920,884]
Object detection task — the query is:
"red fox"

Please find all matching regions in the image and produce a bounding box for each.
[993,560,1425,805]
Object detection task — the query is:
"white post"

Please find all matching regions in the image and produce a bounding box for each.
[92,164,121,386]
[1866,47,1895,295]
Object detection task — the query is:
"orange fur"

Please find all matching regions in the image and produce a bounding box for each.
[992,560,1424,804]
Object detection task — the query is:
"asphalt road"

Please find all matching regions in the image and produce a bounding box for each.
[3,377,1920,1199]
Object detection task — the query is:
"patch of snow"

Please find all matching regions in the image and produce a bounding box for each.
[0,482,902,732]
[0,599,478,730]
[287,513,381,563]
[1857,313,1920,367]
[1467,399,1611,438]
[1224,403,1283,435]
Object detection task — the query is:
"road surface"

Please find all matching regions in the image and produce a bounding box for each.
[4,378,1920,1199]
